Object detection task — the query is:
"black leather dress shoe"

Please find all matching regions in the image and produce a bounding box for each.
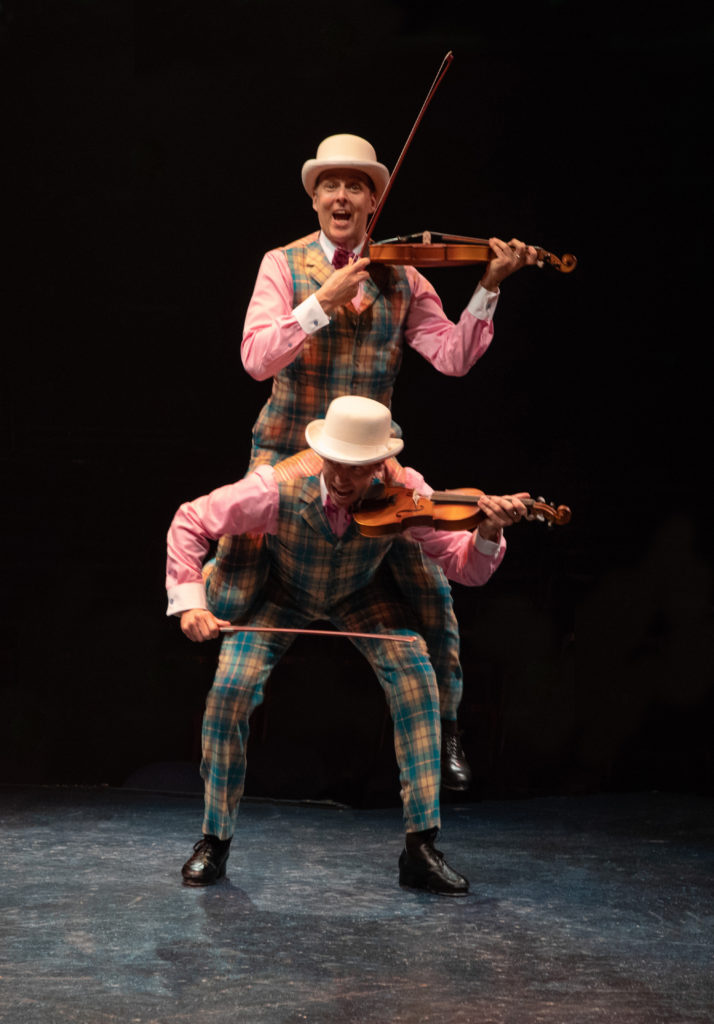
[181,835,231,886]
[441,721,472,791]
[399,827,469,896]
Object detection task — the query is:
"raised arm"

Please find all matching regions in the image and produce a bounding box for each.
[404,236,539,377]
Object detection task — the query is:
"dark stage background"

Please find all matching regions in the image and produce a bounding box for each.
[2,1,712,803]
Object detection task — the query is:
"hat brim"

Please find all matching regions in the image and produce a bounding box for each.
[305,420,403,466]
[301,158,390,200]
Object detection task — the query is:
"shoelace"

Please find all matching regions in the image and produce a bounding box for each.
[443,733,465,757]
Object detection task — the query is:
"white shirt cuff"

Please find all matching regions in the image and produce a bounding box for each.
[294,294,330,334]
[474,531,501,557]
[166,582,207,617]
[467,283,499,320]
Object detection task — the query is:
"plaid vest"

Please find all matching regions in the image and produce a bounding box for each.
[208,474,393,622]
[250,232,411,462]
[267,476,394,617]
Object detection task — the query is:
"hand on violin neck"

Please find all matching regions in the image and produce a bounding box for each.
[480,237,539,292]
[316,257,371,315]
[476,492,531,542]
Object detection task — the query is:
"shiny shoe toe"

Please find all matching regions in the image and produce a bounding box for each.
[181,835,231,887]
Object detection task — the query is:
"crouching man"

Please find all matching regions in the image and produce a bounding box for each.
[166,395,528,895]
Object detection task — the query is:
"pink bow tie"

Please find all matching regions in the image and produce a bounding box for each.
[332,247,352,269]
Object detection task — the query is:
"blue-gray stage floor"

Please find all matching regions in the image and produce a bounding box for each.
[1,785,712,1024]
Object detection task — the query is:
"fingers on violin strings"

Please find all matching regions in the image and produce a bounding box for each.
[479,494,513,526]
[508,493,530,520]
[488,237,509,258]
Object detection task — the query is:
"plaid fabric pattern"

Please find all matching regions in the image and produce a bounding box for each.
[201,477,441,838]
[249,232,411,463]
[205,449,326,620]
[382,537,463,721]
[265,476,394,615]
[206,535,268,623]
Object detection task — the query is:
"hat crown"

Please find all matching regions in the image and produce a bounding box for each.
[324,396,391,448]
[304,396,404,465]
[301,134,390,200]
[314,134,378,165]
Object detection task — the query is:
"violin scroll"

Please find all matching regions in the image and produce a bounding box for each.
[534,248,578,274]
[525,497,572,526]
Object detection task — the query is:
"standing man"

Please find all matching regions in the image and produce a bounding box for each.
[167,396,529,894]
[223,134,538,792]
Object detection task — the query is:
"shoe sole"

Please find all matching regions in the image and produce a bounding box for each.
[399,867,469,897]
[399,879,469,897]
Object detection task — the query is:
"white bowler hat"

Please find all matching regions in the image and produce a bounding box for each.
[305,396,404,465]
[301,134,390,199]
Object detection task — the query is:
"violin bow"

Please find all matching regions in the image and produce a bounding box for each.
[220,626,417,644]
[360,51,454,257]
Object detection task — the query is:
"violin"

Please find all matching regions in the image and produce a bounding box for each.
[369,231,577,273]
[353,485,571,537]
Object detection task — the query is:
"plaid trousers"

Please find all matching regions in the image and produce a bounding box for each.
[201,579,441,839]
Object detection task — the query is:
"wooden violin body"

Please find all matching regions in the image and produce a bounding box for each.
[369,231,577,273]
[354,485,572,537]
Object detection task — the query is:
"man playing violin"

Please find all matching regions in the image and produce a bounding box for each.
[167,396,529,894]
[228,133,538,793]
